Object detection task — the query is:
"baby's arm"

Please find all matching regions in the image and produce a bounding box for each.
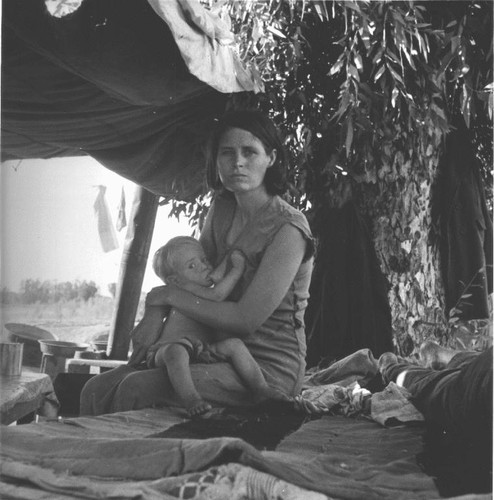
[181,250,245,302]
[208,255,228,284]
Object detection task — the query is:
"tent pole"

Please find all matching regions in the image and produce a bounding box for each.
[107,187,159,360]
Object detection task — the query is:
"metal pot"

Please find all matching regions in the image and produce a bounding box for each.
[38,340,89,358]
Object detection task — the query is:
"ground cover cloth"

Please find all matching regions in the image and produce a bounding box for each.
[0,350,488,500]
[2,0,229,202]
[1,415,439,499]
[0,349,460,499]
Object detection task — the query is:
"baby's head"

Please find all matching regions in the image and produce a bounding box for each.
[153,236,213,287]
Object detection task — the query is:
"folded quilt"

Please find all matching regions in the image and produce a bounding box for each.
[0,459,326,500]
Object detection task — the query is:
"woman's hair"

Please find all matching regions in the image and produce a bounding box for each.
[153,236,201,283]
[206,109,288,195]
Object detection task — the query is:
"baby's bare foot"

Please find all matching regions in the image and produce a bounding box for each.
[186,399,212,418]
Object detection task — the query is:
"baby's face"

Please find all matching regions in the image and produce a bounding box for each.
[172,244,213,287]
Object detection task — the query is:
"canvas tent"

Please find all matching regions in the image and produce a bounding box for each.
[1,0,259,357]
[0,0,260,198]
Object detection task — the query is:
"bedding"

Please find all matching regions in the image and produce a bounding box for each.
[0,349,457,499]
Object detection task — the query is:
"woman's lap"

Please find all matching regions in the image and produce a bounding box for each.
[80,362,252,416]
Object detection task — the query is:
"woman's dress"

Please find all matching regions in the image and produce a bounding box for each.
[80,194,313,415]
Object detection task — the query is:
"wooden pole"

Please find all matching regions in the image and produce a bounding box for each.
[107,187,159,360]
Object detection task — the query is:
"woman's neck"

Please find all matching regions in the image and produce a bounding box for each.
[234,189,272,222]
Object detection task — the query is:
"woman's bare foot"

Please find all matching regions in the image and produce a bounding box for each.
[186,398,212,418]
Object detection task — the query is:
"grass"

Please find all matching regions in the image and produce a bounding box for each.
[0,296,145,343]
[2,295,490,353]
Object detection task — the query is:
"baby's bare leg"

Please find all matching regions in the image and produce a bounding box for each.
[155,344,211,417]
[212,339,291,404]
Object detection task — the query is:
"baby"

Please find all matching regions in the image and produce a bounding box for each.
[140,236,289,417]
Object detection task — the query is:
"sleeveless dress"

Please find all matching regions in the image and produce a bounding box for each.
[200,193,314,395]
[80,194,314,415]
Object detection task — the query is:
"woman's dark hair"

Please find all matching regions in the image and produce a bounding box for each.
[206,109,288,195]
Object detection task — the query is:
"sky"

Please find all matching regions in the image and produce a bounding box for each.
[1,156,192,295]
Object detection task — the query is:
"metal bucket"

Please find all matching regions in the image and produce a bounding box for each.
[0,342,24,376]
[4,323,57,368]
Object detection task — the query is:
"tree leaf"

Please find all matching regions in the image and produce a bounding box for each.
[387,64,404,85]
[345,117,354,156]
[391,87,399,108]
[374,65,386,82]
[348,64,359,80]
[267,25,286,39]
[386,49,401,66]
[313,1,329,22]
[329,55,345,76]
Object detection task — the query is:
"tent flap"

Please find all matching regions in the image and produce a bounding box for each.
[1,0,233,200]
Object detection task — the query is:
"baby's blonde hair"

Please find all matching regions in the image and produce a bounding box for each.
[153,236,202,283]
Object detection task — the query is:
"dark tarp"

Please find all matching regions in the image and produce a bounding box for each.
[304,201,394,367]
[1,0,229,201]
[0,357,442,500]
[432,118,493,320]
[0,414,438,499]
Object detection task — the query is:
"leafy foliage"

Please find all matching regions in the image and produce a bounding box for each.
[16,279,99,304]
[166,1,492,351]
[163,192,212,236]
[163,1,493,351]
[183,0,492,216]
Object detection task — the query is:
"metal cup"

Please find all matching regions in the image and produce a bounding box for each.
[0,342,24,376]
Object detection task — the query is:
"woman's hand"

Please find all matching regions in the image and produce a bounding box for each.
[145,285,175,306]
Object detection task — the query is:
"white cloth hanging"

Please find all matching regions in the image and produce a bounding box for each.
[147,0,264,93]
[93,185,119,253]
[116,187,127,232]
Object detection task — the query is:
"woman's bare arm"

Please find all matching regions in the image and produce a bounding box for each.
[146,224,306,338]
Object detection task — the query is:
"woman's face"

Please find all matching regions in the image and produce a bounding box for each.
[216,127,276,195]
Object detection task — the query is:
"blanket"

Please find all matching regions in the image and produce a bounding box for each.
[0,417,436,499]
[0,349,438,499]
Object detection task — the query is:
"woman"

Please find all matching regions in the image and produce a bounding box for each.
[80,110,314,415]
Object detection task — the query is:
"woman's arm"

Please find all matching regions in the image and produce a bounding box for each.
[198,197,217,263]
[146,224,306,338]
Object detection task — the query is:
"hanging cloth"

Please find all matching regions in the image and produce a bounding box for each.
[305,201,393,368]
[93,185,119,252]
[116,187,127,232]
[432,118,493,320]
[147,0,263,93]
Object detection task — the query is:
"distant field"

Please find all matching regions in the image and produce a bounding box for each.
[0,296,144,343]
